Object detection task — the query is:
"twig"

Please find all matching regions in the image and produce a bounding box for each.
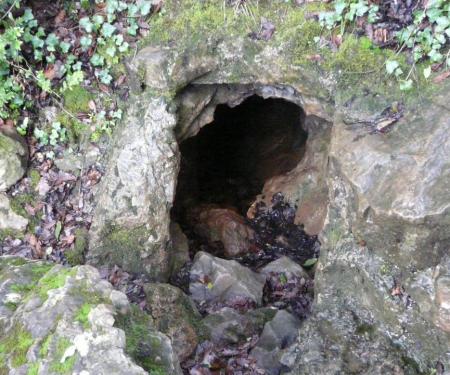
[0,0,18,22]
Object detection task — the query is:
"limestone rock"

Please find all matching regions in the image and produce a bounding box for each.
[192,206,254,257]
[87,97,178,281]
[0,129,28,192]
[189,252,265,306]
[0,257,181,375]
[250,310,301,375]
[144,283,204,362]
[0,193,28,233]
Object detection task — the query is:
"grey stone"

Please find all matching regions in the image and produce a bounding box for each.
[250,310,301,375]
[0,193,28,232]
[189,251,266,306]
[259,256,309,280]
[202,306,276,345]
[0,128,28,192]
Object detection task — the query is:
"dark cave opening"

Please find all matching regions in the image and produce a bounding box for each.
[172,95,308,224]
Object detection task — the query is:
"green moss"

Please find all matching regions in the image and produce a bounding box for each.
[9,193,40,234]
[37,267,76,301]
[27,362,39,375]
[29,170,40,189]
[50,337,76,374]
[115,305,167,373]
[65,228,88,266]
[98,224,155,275]
[62,85,93,114]
[56,113,87,143]
[10,193,34,219]
[39,334,53,357]
[0,228,22,242]
[74,303,92,328]
[0,323,34,369]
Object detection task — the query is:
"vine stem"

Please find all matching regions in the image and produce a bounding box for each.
[0,0,18,22]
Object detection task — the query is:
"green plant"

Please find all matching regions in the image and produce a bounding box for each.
[1,0,154,146]
[319,0,450,90]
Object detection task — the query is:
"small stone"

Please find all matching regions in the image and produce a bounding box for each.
[259,256,310,280]
[0,193,28,232]
[109,290,130,314]
[250,310,301,375]
[189,251,266,306]
[202,306,277,345]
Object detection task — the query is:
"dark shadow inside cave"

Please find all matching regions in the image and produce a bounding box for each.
[172,95,308,223]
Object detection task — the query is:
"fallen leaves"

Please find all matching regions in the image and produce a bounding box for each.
[433,71,450,84]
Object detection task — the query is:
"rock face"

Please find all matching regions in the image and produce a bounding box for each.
[85,1,450,372]
[87,98,179,281]
[189,252,266,307]
[144,283,204,362]
[0,257,181,375]
[0,129,28,192]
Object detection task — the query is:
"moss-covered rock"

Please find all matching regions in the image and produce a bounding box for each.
[64,228,88,266]
[0,257,181,375]
[144,283,206,362]
[0,128,28,192]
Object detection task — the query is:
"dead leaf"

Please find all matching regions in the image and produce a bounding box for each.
[433,71,450,84]
[44,65,56,80]
[55,9,66,25]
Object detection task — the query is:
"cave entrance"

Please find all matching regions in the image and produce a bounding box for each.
[172,94,308,225]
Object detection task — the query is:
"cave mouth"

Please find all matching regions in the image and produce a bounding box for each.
[172,94,308,225]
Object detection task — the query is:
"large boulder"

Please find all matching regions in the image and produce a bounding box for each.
[285,85,450,374]
[0,257,181,375]
[87,98,179,281]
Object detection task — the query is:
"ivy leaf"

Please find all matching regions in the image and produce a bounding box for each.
[140,1,152,16]
[303,258,318,267]
[36,70,51,92]
[385,60,400,75]
[101,23,116,38]
[45,33,59,52]
[80,17,94,33]
[90,54,105,67]
[399,79,413,91]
